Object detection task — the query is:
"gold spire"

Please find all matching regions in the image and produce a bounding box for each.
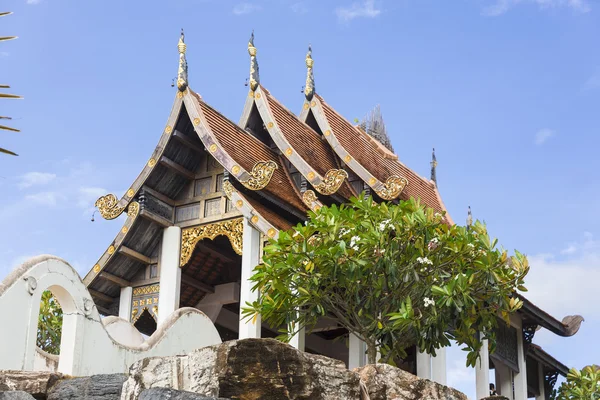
[177,29,188,92]
[304,45,315,101]
[248,31,259,91]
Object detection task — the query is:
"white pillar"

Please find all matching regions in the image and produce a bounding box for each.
[513,326,528,400]
[157,226,182,326]
[348,333,366,369]
[495,363,514,400]
[239,218,261,339]
[535,362,545,400]
[119,286,133,321]
[431,347,447,385]
[416,347,432,379]
[289,325,305,351]
[476,338,490,400]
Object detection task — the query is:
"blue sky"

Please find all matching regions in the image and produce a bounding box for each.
[1,0,598,396]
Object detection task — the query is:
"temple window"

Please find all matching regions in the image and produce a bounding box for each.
[195,177,212,196]
[204,198,220,217]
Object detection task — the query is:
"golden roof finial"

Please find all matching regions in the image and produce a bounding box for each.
[304,44,315,101]
[177,29,188,92]
[248,30,260,91]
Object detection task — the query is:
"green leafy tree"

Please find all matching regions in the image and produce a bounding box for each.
[1,11,21,156]
[553,366,600,400]
[37,290,63,355]
[243,195,529,365]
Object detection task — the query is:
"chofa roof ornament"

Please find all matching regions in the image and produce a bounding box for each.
[304,45,315,101]
[177,29,188,92]
[430,148,437,184]
[248,31,260,91]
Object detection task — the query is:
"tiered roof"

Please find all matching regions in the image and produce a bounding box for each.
[83,34,583,381]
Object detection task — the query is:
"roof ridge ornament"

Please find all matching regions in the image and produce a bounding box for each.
[177,29,188,92]
[467,206,473,229]
[248,31,260,91]
[430,147,437,184]
[304,44,315,101]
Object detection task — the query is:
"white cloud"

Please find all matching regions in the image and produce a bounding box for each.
[524,232,600,320]
[336,0,381,22]
[77,186,107,209]
[18,172,56,189]
[26,0,42,4]
[232,2,261,15]
[482,0,590,16]
[291,2,308,14]
[24,191,66,207]
[534,128,554,145]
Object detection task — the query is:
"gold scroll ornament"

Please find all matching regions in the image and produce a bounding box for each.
[313,169,348,195]
[239,160,278,190]
[223,180,235,200]
[375,176,409,201]
[302,190,322,212]
[180,218,244,266]
[95,194,140,220]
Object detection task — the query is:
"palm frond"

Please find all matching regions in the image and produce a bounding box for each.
[0,93,22,99]
[0,125,19,132]
[0,147,18,156]
[0,12,13,17]
[0,36,17,41]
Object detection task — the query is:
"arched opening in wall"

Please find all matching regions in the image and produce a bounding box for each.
[180,235,245,342]
[36,290,63,356]
[133,308,157,336]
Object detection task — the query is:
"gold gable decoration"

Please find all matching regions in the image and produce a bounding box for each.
[302,190,322,212]
[247,31,260,91]
[95,195,139,220]
[375,176,409,201]
[239,161,278,190]
[180,218,244,266]
[313,169,348,195]
[304,45,315,101]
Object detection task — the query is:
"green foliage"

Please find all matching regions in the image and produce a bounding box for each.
[243,195,529,365]
[553,366,600,400]
[37,290,63,355]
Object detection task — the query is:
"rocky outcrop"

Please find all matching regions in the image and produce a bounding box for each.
[0,392,36,400]
[138,388,227,399]
[46,374,127,400]
[122,338,362,400]
[356,364,468,400]
[0,371,65,399]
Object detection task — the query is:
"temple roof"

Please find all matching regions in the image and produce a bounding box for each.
[528,343,569,377]
[518,294,584,337]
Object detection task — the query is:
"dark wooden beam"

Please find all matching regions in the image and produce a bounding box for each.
[142,185,176,206]
[182,273,215,294]
[160,156,195,181]
[140,209,172,227]
[96,305,112,316]
[118,246,152,265]
[195,242,237,264]
[99,271,131,288]
[89,289,114,304]
[173,130,205,154]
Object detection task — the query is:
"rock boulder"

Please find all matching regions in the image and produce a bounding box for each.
[356,364,468,400]
[138,388,228,399]
[122,338,362,400]
[46,374,127,400]
[0,392,37,400]
[0,371,65,399]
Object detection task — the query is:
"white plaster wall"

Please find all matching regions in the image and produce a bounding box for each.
[102,316,145,347]
[0,255,222,376]
[33,347,58,372]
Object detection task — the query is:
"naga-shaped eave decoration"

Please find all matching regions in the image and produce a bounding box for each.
[239,160,278,190]
[313,169,348,195]
[304,45,315,101]
[375,176,408,201]
[180,218,244,266]
[95,194,126,220]
[302,190,322,212]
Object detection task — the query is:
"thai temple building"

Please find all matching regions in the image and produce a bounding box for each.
[81,32,583,400]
